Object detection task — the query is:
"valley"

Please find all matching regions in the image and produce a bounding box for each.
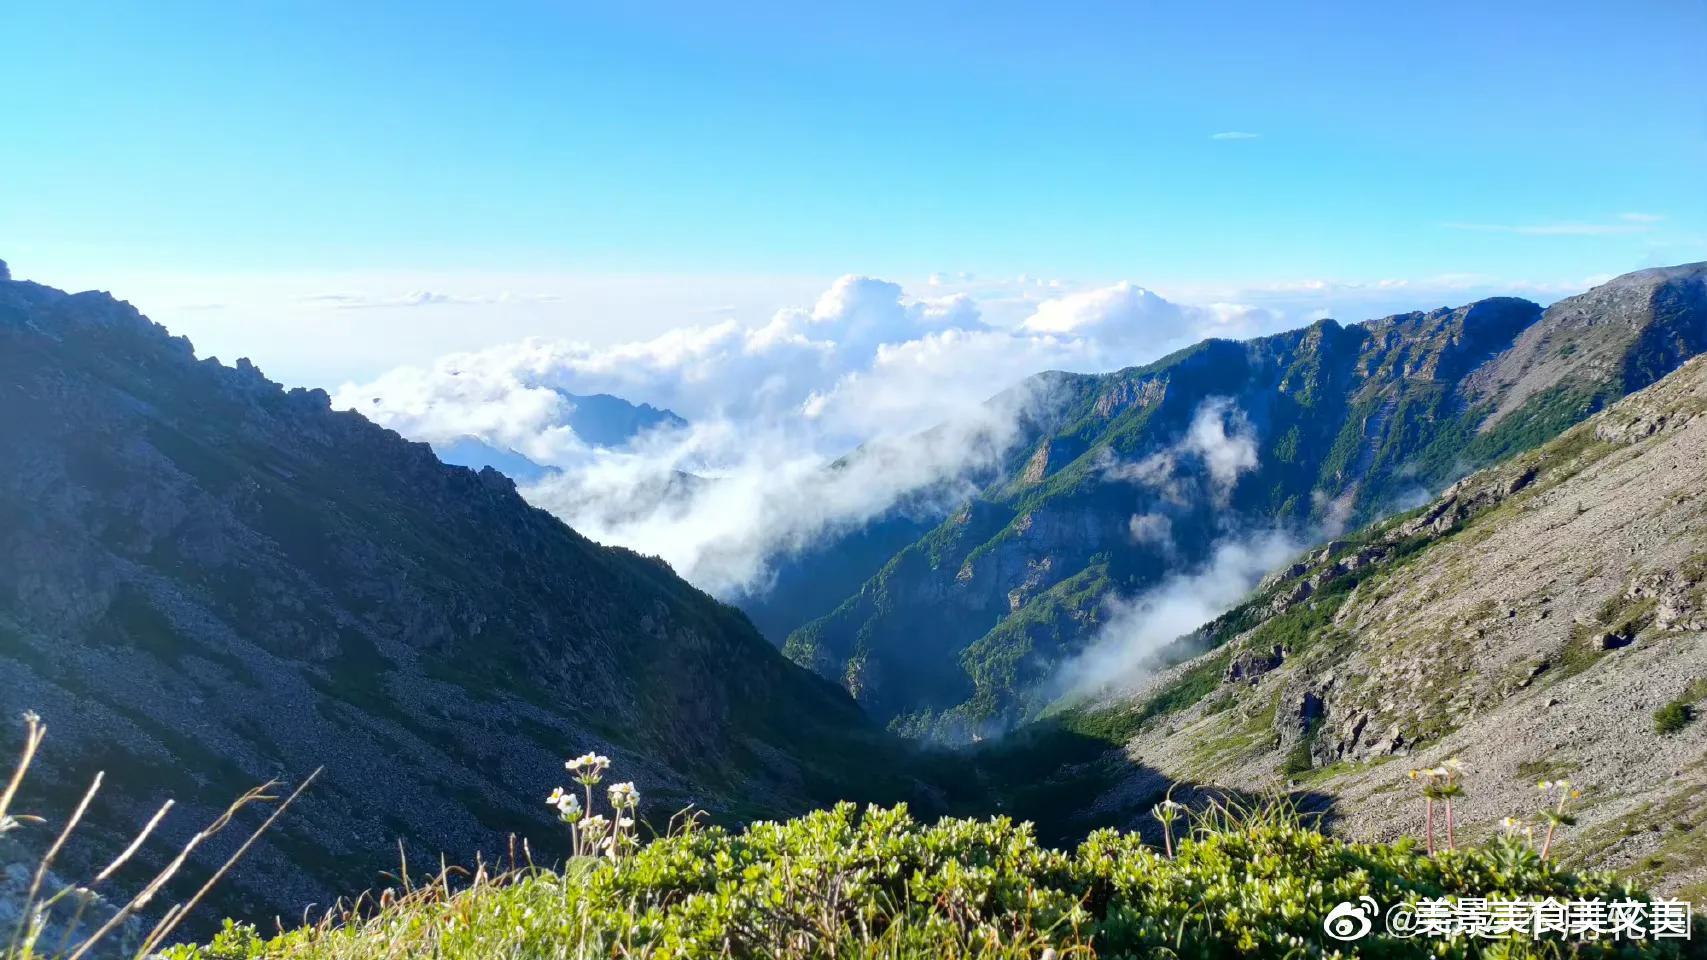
[2,258,1704,946]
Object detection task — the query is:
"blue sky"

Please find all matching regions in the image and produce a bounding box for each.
[2,1,1704,383]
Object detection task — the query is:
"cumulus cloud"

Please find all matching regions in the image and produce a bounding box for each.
[337,276,1288,597]
[1023,282,1178,342]
[1053,530,1302,700]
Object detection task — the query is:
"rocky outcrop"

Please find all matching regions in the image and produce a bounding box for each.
[1224,646,1284,683]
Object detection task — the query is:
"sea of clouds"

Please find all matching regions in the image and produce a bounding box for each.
[333,276,1289,596]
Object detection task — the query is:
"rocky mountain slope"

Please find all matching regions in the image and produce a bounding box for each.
[995,355,1707,895]
[779,263,1707,741]
[0,265,923,927]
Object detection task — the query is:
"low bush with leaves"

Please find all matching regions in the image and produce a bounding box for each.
[165,800,1687,959]
[1654,701,1692,735]
[7,720,1697,959]
[1654,679,1705,735]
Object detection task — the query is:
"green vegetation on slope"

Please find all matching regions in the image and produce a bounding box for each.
[164,803,1680,960]
[1654,679,1707,735]
[775,266,1707,742]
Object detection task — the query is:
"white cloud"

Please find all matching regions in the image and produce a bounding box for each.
[520,388,1047,595]
[1100,398,1259,507]
[1127,512,1174,551]
[1184,398,1258,494]
[336,277,1293,596]
[38,257,1609,391]
[1210,131,1261,141]
[1023,282,1175,339]
[1053,530,1303,699]
[298,290,562,308]
[1618,212,1664,223]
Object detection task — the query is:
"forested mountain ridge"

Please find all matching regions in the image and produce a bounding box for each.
[989,352,1707,896]
[779,263,1707,741]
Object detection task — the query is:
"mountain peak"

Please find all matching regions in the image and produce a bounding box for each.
[558,391,688,448]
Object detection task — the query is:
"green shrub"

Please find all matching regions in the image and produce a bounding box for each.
[1282,717,1322,776]
[163,802,1683,960]
[1654,700,1694,735]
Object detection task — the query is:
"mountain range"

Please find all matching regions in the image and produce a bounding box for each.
[3,256,1705,928]
[769,264,1707,741]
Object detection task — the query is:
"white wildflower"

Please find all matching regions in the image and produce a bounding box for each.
[608,781,640,810]
[555,792,583,823]
[567,753,610,784]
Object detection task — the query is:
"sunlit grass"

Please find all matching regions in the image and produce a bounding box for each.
[1,712,312,960]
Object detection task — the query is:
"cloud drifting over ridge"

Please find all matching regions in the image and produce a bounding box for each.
[1053,529,1303,701]
[1096,397,1260,515]
[1053,396,1277,699]
[335,275,1287,595]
